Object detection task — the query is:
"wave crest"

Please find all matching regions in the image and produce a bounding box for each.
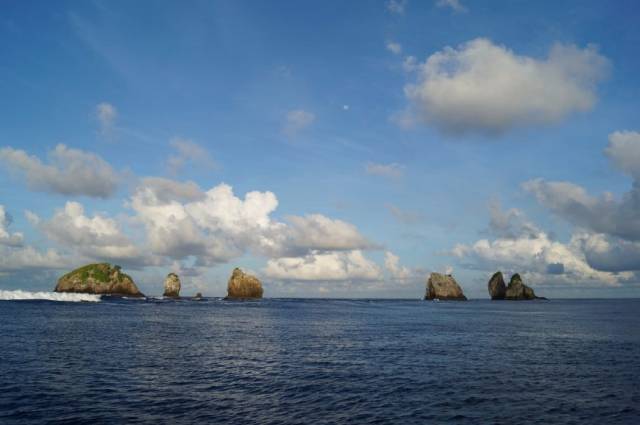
[0,290,101,302]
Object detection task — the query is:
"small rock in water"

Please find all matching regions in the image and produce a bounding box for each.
[425,273,467,301]
[163,273,181,298]
[226,268,263,299]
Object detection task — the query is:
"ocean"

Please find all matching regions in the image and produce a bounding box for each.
[0,295,638,424]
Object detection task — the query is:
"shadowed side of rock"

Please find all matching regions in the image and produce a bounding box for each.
[504,273,541,300]
[226,268,263,299]
[425,273,467,300]
[488,271,506,300]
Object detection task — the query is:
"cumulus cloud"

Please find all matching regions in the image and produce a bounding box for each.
[282,109,315,138]
[384,251,411,280]
[487,200,540,239]
[0,246,67,273]
[523,178,640,242]
[0,206,24,247]
[452,227,624,286]
[0,144,119,198]
[264,250,382,281]
[37,202,155,267]
[386,41,402,55]
[403,38,609,135]
[167,138,216,175]
[605,131,640,178]
[0,205,67,273]
[365,162,404,179]
[283,214,375,255]
[436,0,467,13]
[129,180,375,270]
[522,131,640,273]
[96,102,117,136]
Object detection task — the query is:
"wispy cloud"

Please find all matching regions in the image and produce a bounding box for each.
[386,0,407,15]
[96,102,117,137]
[365,162,405,179]
[167,138,216,175]
[282,109,315,138]
[436,0,468,13]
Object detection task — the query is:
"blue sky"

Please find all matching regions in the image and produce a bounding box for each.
[1,0,640,298]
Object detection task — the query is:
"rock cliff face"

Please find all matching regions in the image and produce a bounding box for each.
[488,271,507,300]
[226,268,263,299]
[55,263,144,297]
[425,273,467,300]
[163,273,181,298]
[504,273,538,300]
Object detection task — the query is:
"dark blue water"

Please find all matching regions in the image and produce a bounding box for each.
[0,298,638,424]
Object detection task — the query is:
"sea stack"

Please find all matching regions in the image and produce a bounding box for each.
[163,273,181,298]
[425,273,467,301]
[226,268,263,299]
[55,263,144,297]
[505,273,538,300]
[488,271,507,300]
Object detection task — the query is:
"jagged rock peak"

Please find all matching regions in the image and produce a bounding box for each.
[488,271,507,300]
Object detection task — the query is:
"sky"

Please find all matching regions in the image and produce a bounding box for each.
[1,0,640,298]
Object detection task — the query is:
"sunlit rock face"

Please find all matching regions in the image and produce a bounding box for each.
[55,263,144,297]
[226,268,263,299]
[425,273,467,301]
[163,273,181,298]
[488,271,507,300]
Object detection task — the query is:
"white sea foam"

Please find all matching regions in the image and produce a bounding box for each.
[0,290,101,302]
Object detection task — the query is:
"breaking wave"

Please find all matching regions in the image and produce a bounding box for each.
[0,290,101,302]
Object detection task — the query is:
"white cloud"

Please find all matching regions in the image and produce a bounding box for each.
[264,250,382,282]
[37,202,154,267]
[403,38,609,135]
[452,205,629,285]
[130,180,375,269]
[96,102,117,136]
[282,109,315,138]
[283,214,375,255]
[0,246,67,273]
[0,206,23,247]
[523,178,640,242]
[386,0,407,14]
[436,0,467,13]
[384,251,411,280]
[365,162,404,179]
[0,144,119,198]
[452,229,624,286]
[0,205,67,273]
[605,131,640,178]
[386,41,402,55]
[167,138,216,175]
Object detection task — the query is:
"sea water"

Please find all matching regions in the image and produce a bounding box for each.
[0,296,638,424]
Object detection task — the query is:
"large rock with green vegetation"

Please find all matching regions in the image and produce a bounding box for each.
[55,263,144,297]
[226,268,263,299]
[425,273,467,301]
[488,271,507,300]
[505,273,538,300]
[163,273,181,298]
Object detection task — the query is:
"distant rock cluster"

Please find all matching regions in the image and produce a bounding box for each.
[54,263,263,300]
[488,271,545,300]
